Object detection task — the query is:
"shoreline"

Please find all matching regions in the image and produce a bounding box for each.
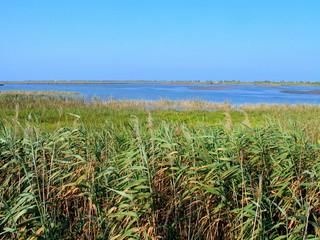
[0,91,319,108]
[1,80,320,86]
[0,90,79,96]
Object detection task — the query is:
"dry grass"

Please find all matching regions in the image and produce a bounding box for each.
[98,99,232,111]
[0,90,79,96]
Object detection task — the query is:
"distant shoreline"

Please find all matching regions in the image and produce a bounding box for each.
[0,90,79,96]
[281,90,320,94]
[1,80,320,86]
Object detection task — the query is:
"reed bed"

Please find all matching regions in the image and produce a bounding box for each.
[1,93,319,131]
[1,115,319,239]
[1,94,320,239]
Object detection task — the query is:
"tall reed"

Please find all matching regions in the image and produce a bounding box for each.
[1,114,319,239]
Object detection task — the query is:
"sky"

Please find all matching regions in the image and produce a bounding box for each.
[0,0,319,82]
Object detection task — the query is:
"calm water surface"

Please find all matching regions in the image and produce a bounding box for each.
[1,83,319,105]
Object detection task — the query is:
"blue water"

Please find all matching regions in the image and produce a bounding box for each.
[1,83,319,105]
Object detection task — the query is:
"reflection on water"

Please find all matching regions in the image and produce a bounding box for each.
[1,83,319,105]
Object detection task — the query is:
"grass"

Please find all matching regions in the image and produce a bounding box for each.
[0,90,79,96]
[0,93,319,130]
[0,94,320,239]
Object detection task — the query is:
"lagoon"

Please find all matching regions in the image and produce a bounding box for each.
[1,83,320,105]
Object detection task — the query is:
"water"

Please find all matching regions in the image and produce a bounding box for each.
[1,83,319,105]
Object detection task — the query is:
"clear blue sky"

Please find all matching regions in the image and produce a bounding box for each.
[1,0,319,81]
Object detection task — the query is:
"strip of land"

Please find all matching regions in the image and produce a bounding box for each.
[0,90,79,95]
[281,90,320,94]
[1,80,320,86]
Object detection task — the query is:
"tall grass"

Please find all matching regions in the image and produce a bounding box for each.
[1,93,320,133]
[0,113,319,239]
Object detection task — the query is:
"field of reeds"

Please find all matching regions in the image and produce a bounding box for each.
[0,93,319,239]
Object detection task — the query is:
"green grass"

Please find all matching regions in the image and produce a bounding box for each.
[0,94,320,239]
[0,93,319,131]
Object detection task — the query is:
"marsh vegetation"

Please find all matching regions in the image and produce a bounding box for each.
[0,93,319,239]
